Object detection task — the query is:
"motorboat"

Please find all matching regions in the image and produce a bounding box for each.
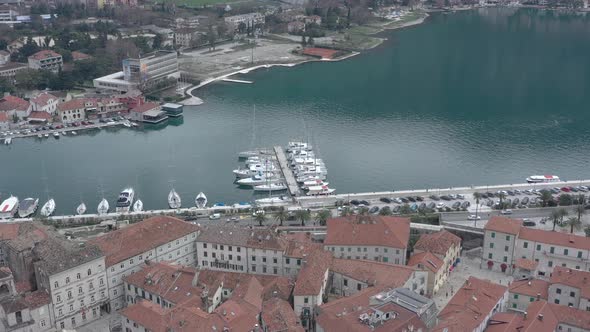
[0,196,19,219]
[287,141,312,152]
[526,175,560,183]
[76,202,87,215]
[17,198,39,218]
[302,179,329,189]
[296,174,327,183]
[233,166,276,179]
[4,137,11,145]
[238,149,272,159]
[53,132,60,138]
[115,188,134,213]
[123,122,132,128]
[255,195,290,206]
[232,202,252,210]
[37,134,42,138]
[306,185,335,196]
[195,192,207,209]
[40,198,56,217]
[133,199,144,212]
[71,131,77,135]
[97,198,109,215]
[236,175,279,186]
[253,183,288,192]
[168,189,181,209]
[44,134,49,138]
[61,131,67,136]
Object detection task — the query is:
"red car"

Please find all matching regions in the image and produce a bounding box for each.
[561,187,571,192]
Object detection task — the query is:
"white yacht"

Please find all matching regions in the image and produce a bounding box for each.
[168,189,181,209]
[76,202,87,215]
[255,195,290,205]
[195,192,207,209]
[133,199,144,212]
[53,132,60,138]
[302,180,329,189]
[526,175,560,183]
[233,166,276,179]
[306,185,335,196]
[115,188,134,213]
[238,149,272,159]
[237,175,279,186]
[40,198,56,217]
[71,131,77,135]
[97,198,109,215]
[0,196,19,219]
[287,141,312,152]
[254,183,288,192]
[18,198,39,218]
[4,137,12,145]
[296,174,327,183]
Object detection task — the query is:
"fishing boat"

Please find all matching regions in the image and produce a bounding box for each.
[195,192,207,209]
[76,202,87,215]
[40,198,56,217]
[115,188,134,213]
[97,198,109,215]
[306,185,335,196]
[526,175,560,183]
[133,199,143,212]
[168,189,181,209]
[236,175,279,186]
[253,183,288,192]
[18,198,39,218]
[0,196,19,219]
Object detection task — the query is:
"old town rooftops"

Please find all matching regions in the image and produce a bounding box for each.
[325,216,410,249]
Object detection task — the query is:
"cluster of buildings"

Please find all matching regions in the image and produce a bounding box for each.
[1,213,589,332]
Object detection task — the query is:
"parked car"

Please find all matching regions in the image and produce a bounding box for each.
[467,215,481,220]
[500,209,513,215]
[380,197,392,204]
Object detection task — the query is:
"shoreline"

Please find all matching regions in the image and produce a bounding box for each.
[185,12,429,98]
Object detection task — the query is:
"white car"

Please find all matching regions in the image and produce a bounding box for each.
[436,203,446,209]
[209,213,221,220]
[456,194,465,199]
[500,209,513,215]
[467,215,481,220]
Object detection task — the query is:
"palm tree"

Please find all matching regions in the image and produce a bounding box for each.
[564,217,582,234]
[254,212,266,226]
[274,206,288,226]
[558,208,568,225]
[473,192,482,218]
[315,209,331,226]
[540,190,553,207]
[498,192,506,210]
[551,209,561,231]
[575,204,586,225]
[295,209,310,226]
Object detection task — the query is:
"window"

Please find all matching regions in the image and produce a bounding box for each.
[99,278,104,286]
[252,265,256,272]
[71,317,76,326]
[504,246,509,252]
[548,261,553,267]
[383,257,389,263]
[60,322,65,329]
[130,259,134,264]
[550,247,555,254]
[78,287,83,294]
[220,245,224,250]
[506,235,510,241]
[503,256,508,262]
[344,279,348,286]
[512,303,517,308]
[57,295,61,302]
[77,273,81,280]
[536,244,541,251]
[263,257,267,263]
[488,253,493,259]
[489,243,494,249]
[578,251,583,258]
[273,267,278,274]
[263,266,267,273]
[69,304,74,312]
[523,242,528,249]
[229,246,232,251]
[304,297,309,304]
[375,248,379,252]
[237,256,241,261]
[286,258,291,264]
[237,247,241,252]
[554,299,560,304]
[91,295,95,302]
[357,283,362,291]
[203,243,207,248]
[252,256,256,261]
[491,232,496,238]
[530,297,535,302]
[67,291,72,299]
[273,258,278,264]
[570,291,575,297]
[564,249,569,256]
[204,251,208,257]
[297,259,301,266]
[556,288,562,294]
[514,294,519,299]
[66,277,70,284]
[41,319,46,327]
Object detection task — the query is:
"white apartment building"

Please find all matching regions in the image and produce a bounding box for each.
[33,240,108,331]
[548,266,590,310]
[30,92,59,115]
[482,216,526,274]
[224,12,265,30]
[27,50,63,73]
[323,216,410,265]
[89,216,200,311]
[507,278,549,311]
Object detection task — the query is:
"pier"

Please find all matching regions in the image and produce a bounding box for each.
[221,78,254,84]
[274,146,301,197]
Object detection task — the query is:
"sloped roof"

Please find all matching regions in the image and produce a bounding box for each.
[0,95,29,112]
[414,230,461,256]
[325,216,410,249]
[331,258,417,287]
[550,266,590,298]
[262,298,304,332]
[508,278,549,299]
[519,228,590,251]
[293,249,332,296]
[408,251,444,273]
[30,92,57,107]
[484,216,522,235]
[28,49,61,60]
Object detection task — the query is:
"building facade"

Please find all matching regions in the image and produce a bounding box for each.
[122,50,178,85]
[548,266,590,310]
[27,50,63,73]
[30,92,59,115]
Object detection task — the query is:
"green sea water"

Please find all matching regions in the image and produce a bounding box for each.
[2,8,590,214]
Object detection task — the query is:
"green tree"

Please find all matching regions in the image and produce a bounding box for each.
[400,204,412,215]
[295,209,310,226]
[551,209,561,231]
[379,206,392,216]
[274,206,288,226]
[0,77,15,94]
[315,209,331,226]
[340,206,352,216]
[585,226,590,237]
[254,211,266,226]
[207,25,217,51]
[497,192,506,209]
[473,192,482,219]
[575,204,586,225]
[540,190,553,207]
[152,34,163,50]
[559,194,572,206]
[563,217,582,234]
[558,208,568,226]
[307,36,314,45]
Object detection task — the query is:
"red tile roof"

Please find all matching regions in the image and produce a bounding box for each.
[514,258,538,271]
[331,258,417,287]
[131,102,160,113]
[28,50,61,60]
[508,278,549,299]
[262,298,304,332]
[484,216,522,235]
[519,227,590,251]
[486,300,559,332]
[23,289,51,309]
[0,223,20,240]
[549,302,590,330]
[57,98,90,112]
[88,216,199,266]
[550,266,590,298]
[197,269,294,301]
[408,251,444,273]
[293,249,332,296]
[325,216,410,249]
[28,111,52,120]
[414,230,461,256]
[71,51,92,61]
[434,277,508,332]
[316,287,427,332]
[0,95,29,112]
[30,92,57,108]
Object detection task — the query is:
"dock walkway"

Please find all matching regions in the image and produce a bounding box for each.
[221,78,254,84]
[274,146,301,197]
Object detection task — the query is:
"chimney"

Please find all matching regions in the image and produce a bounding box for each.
[191,270,200,287]
[523,312,527,320]
[537,314,543,321]
[536,293,541,301]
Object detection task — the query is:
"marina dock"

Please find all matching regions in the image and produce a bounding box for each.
[221,78,254,84]
[274,146,301,197]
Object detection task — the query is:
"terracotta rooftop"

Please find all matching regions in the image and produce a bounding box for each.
[549,302,590,331]
[508,278,549,299]
[283,232,323,258]
[22,289,51,309]
[28,111,52,120]
[325,216,410,249]
[0,95,29,112]
[316,287,427,332]
[262,298,304,332]
[434,277,507,332]
[89,216,199,266]
[550,266,590,298]
[28,49,61,60]
[57,98,90,112]
[486,300,559,332]
[131,102,160,113]
[519,227,590,251]
[71,51,92,61]
[484,216,523,235]
[197,225,286,250]
[331,258,417,288]
[293,249,332,296]
[197,269,294,301]
[408,251,444,273]
[514,258,538,271]
[0,223,20,241]
[0,111,7,122]
[414,230,461,256]
[33,237,104,275]
[30,92,57,108]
